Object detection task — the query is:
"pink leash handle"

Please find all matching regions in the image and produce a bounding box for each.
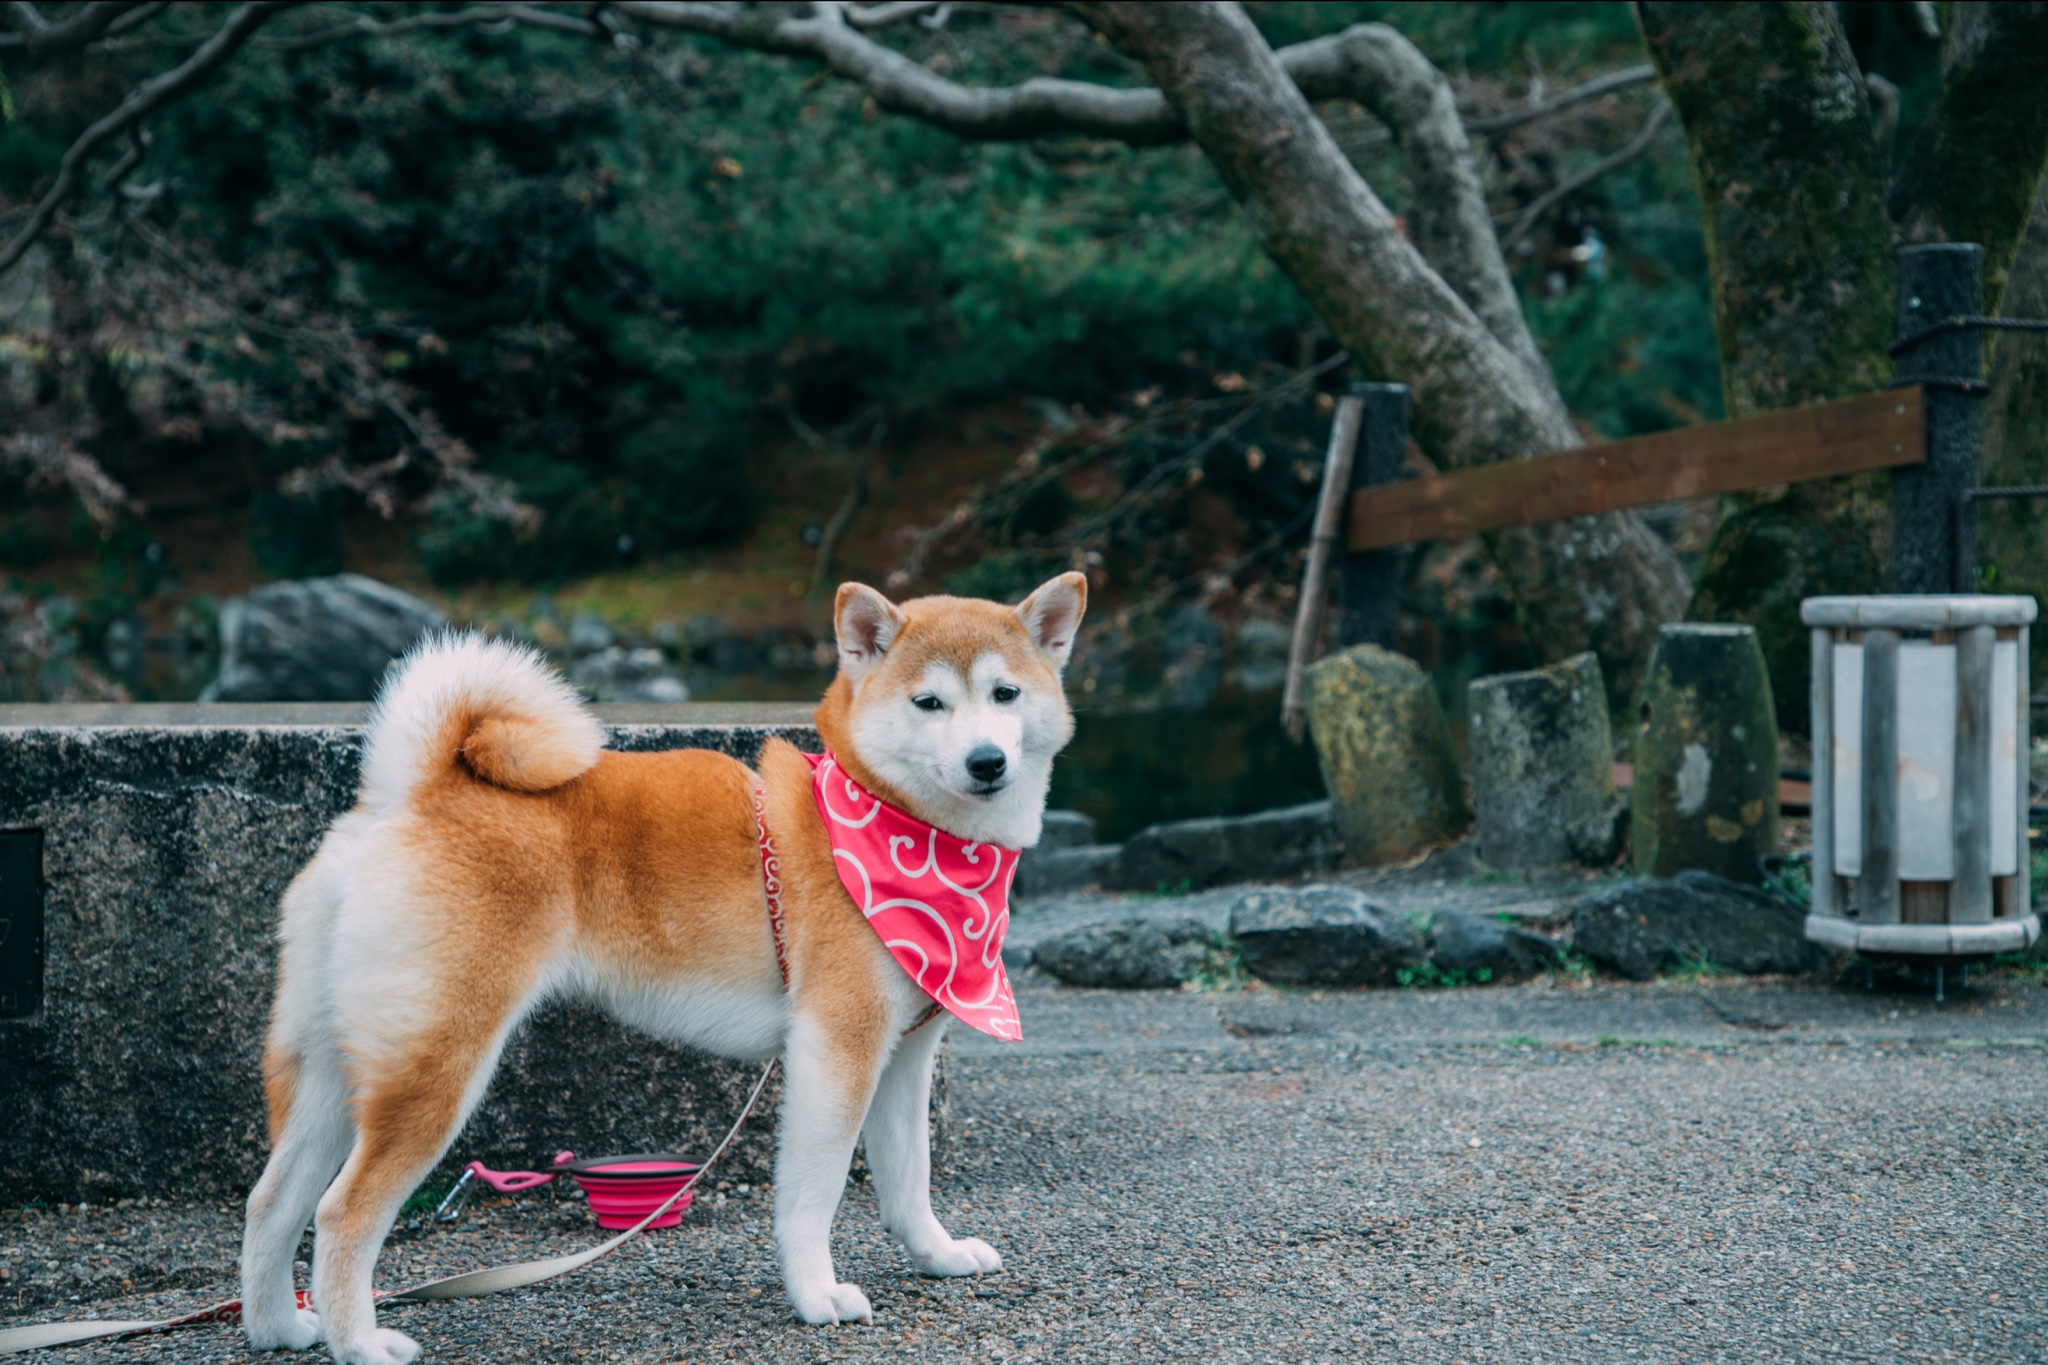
[433,1153,575,1221]
[466,1154,572,1194]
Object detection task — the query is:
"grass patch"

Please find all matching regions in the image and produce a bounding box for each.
[1501,1034,1542,1049]
[1136,878,1195,900]
[401,1175,456,1220]
[1663,953,1731,984]
[1183,935,1251,992]
[1595,1035,1682,1049]
[1396,960,1495,989]
[1545,948,1597,983]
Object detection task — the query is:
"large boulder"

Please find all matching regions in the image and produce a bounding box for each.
[1427,907,1564,982]
[210,574,446,702]
[1103,801,1341,893]
[1569,871,1831,980]
[1305,644,1469,866]
[1228,884,1425,986]
[1029,918,1212,989]
[1632,623,1780,883]
[1468,652,1621,871]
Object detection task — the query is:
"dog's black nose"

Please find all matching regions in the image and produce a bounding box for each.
[965,745,1008,784]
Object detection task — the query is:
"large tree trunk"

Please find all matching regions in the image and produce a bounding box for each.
[1069,0,1691,703]
[1637,1,1897,735]
[1981,176,2048,681]
[1643,0,2048,734]
[1888,2,2048,311]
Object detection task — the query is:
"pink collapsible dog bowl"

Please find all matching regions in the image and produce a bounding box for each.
[556,1153,702,1230]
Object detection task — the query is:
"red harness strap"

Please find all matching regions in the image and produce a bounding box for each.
[754,779,940,1035]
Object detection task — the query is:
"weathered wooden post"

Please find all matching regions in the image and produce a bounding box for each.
[1890,244,1986,594]
[1335,382,1409,649]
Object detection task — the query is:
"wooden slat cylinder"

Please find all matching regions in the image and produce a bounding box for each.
[1952,625,1995,923]
[1859,628,1901,924]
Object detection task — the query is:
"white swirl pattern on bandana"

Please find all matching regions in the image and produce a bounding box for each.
[809,752,1022,1041]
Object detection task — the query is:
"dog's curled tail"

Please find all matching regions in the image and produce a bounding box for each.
[359,631,604,812]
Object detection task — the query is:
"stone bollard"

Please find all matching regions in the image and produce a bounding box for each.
[1468,652,1622,870]
[1305,644,1469,865]
[1632,623,1780,883]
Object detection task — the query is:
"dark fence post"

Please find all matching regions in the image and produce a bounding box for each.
[1891,243,1985,594]
[1336,381,1409,649]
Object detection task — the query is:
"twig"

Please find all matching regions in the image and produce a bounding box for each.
[0,2,292,275]
[1497,100,1672,255]
[845,1,942,29]
[262,2,612,51]
[1463,64,1659,135]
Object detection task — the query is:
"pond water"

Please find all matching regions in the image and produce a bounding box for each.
[1051,686,1327,843]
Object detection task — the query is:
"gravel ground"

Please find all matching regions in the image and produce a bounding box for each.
[6,964,2047,1364]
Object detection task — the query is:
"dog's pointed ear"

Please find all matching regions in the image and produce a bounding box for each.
[1016,572,1088,670]
[835,582,906,684]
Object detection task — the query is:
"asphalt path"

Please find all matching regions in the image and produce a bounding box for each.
[6,967,2047,1364]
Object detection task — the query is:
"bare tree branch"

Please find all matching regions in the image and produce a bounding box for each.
[0,1,148,57]
[0,2,293,275]
[0,433,140,526]
[1464,63,1658,135]
[613,3,1573,387]
[1283,23,1555,392]
[846,1,943,29]
[265,2,617,51]
[1498,100,1673,255]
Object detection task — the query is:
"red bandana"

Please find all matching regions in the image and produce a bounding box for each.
[804,752,1022,1041]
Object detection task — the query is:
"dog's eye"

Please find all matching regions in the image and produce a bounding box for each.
[992,685,1020,703]
[912,694,943,712]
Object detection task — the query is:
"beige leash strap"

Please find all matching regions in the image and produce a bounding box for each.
[0,1060,778,1357]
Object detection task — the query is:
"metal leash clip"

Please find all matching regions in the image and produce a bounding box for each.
[431,1169,478,1224]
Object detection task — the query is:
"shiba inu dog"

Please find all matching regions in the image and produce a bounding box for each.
[238,574,1086,1365]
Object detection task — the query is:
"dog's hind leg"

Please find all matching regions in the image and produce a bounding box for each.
[863,1019,1001,1278]
[241,1042,354,1351]
[312,997,533,1365]
[775,1009,892,1326]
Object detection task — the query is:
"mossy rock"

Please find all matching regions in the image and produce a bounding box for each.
[1305,644,1469,866]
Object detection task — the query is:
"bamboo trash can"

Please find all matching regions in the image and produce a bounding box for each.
[1802,596,2041,963]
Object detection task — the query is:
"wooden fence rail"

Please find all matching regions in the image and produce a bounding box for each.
[1345,386,1926,551]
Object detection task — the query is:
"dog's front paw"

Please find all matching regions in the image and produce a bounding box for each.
[912,1236,1002,1277]
[328,1327,422,1365]
[244,1305,320,1351]
[790,1281,874,1326]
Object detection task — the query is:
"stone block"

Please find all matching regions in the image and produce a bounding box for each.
[0,700,820,1202]
[1569,871,1831,980]
[1633,624,1780,883]
[1468,652,1619,871]
[1426,907,1563,982]
[1304,645,1468,866]
[1029,918,1212,989]
[210,574,446,702]
[1228,884,1425,986]
[1102,801,1341,893]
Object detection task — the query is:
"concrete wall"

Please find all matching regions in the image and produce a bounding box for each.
[0,702,823,1202]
